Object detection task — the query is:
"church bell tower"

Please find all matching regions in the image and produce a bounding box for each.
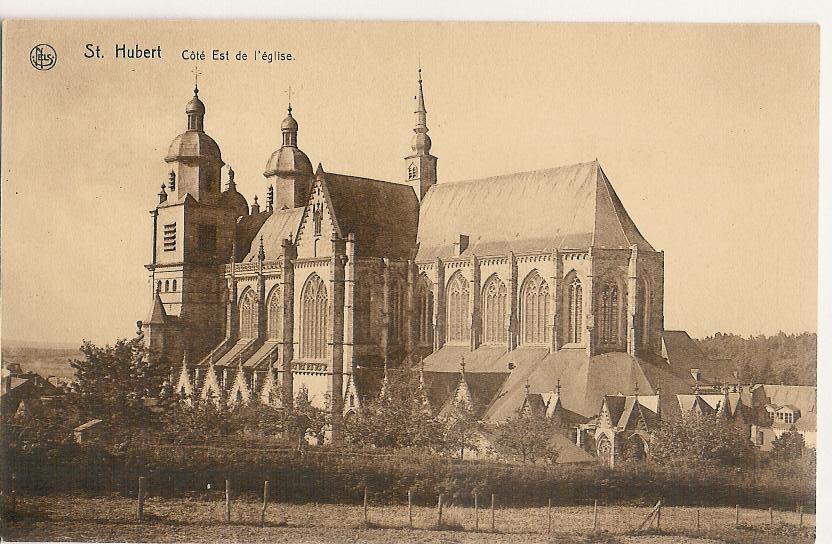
[405,69,437,201]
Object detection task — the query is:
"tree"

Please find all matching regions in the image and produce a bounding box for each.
[771,430,805,460]
[493,411,560,464]
[442,395,481,460]
[650,413,755,467]
[289,386,330,448]
[67,339,170,437]
[164,397,233,443]
[343,367,445,450]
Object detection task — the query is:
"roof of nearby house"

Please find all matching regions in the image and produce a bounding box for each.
[752,384,817,432]
[416,160,654,260]
[661,330,735,386]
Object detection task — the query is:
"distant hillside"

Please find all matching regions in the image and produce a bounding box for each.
[2,344,80,381]
[695,332,816,386]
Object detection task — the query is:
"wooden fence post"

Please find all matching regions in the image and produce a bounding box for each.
[593,499,598,532]
[408,489,413,528]
[769,506,773,525]
[735,504,739,528]
[656,501,661,530]
[261,481,269,527]
[491,493,495,532]
[225,479,231,524]
[137,477,145,522]
[696,508,700,534]
[363,486,369,525]
[10,473,17,519]
[474,492,479,532]
[799,505,803,528]
[547,498,552,535]
[437,493,443,527]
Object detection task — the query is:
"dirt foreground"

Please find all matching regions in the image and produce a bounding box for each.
[1,495,816,543]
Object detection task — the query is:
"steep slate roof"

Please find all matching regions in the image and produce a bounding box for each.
[145,292,169,324]
[751,384,817,432]
[242,208,303,262]
[661,330,734,386]
[416,160,653,260]
[321,172,420,259]
[482,350,690,422]
[424,371,509,420]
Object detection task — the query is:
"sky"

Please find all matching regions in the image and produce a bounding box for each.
[0,21,819,345]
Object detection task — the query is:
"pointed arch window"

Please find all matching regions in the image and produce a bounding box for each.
[637,279,651,348]
[239,289,257,339]
[520,272,550,345]
[416,277,434,345]
[267,286,282,340]
[312,203,323,236]
[408,163,418,180]
[482,275,507,344]
[300,274,328,359]
[391,280,405,343]
[567,277,583,344]
[446,273,470,344]
[599,283,620,344]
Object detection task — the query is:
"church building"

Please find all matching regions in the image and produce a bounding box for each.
[141,71,703,442]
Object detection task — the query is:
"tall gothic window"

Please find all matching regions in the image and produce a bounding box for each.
[391,280,405,343]
[408,163,417,180]
[300,274,328,359]
[637,279,651,347]
[520,271,550,345]
[482,275,507,344]
[416,276,434,345]
[267,285,282,340]
[567,276,583,344]
[239,288,257,339]
[446,272,470,344]
[599,283,620,344]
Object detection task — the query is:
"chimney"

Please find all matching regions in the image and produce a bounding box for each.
[453,234,470,256]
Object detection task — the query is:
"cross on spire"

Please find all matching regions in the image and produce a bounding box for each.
[287,85,293,113]
[192,65,202,93]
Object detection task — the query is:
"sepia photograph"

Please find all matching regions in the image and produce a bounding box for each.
[0,19,820,543]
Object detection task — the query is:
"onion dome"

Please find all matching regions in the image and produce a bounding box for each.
[411,132,432,154]
[281,106,299,132]
[165,86,224,166]
[264,104,313,177]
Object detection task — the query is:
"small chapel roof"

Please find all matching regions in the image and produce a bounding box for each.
[416,160,654,260]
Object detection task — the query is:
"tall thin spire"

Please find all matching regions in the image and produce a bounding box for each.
[415,68,427,129]
[405,66,437,201]
[409,67,432,155]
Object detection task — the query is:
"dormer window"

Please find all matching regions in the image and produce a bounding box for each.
[408,163,418,180]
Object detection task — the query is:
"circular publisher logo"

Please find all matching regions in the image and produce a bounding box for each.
[30,44,57,71]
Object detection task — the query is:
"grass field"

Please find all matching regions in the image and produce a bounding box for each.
[0,495,815,543]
